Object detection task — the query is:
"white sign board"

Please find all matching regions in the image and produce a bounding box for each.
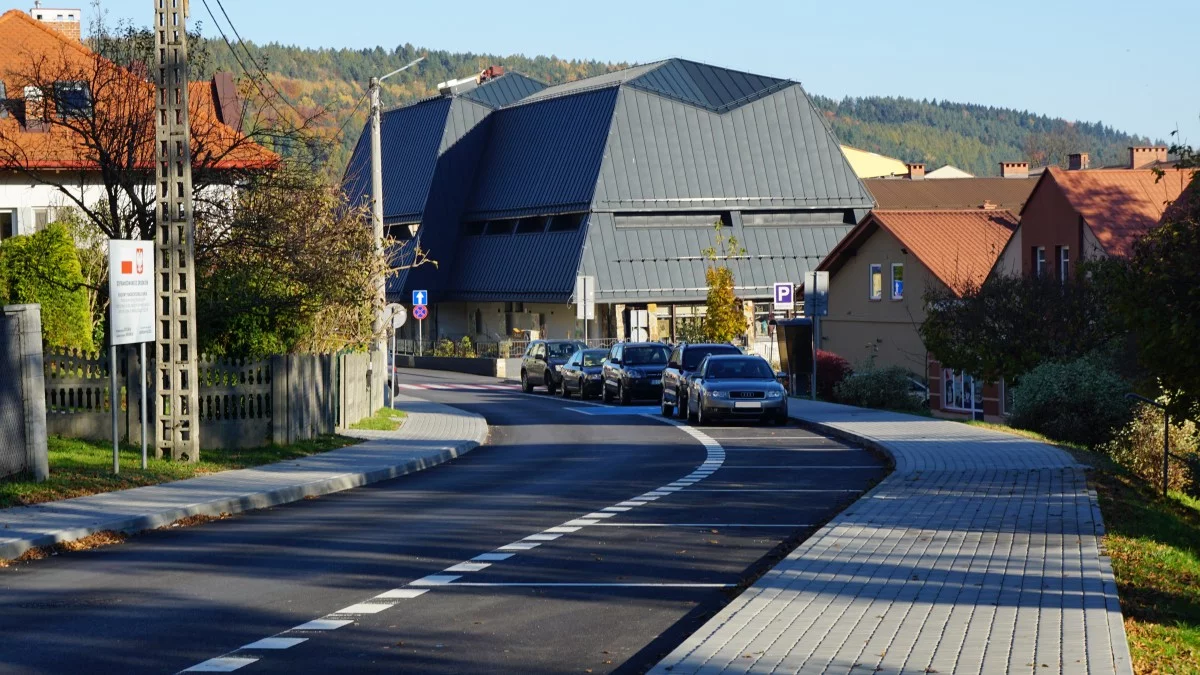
[575,275,595,321]
[773,282,795,311]
[108,239,156,345]
[388,303,407,329]
[803,270,829,317]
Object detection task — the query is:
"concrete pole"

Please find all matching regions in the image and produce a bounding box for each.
[369,76,385,412]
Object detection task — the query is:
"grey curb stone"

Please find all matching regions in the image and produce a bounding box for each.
[0,395,486,561]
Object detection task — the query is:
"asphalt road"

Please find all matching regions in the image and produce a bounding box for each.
[0,368,887,674]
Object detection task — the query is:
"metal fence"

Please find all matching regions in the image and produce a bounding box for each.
[393,337,621,358]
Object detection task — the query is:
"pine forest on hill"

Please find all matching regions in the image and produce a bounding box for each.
[190,38,1153,178]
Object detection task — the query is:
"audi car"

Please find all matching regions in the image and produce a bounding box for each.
[686,354,788,425]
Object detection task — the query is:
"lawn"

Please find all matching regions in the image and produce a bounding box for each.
[349,406,407,431]
[0,434,358,509]
[965,419,1200,673]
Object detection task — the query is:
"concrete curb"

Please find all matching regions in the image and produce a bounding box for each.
[0,403,488,562]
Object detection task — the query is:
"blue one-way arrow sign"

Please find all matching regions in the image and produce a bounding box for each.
[412,290,429,306]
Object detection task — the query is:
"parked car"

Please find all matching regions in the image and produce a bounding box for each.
[521,339,586,394]
[660,342,743,418]
[558,348,609,399]
[601,342,672,404]
[687,354,788,425]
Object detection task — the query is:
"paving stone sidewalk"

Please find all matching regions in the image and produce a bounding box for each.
[652,399,1132,675]
[0,395,486,561]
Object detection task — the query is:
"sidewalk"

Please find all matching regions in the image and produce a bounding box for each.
[0,395,487,561]
[652,398,1132,675]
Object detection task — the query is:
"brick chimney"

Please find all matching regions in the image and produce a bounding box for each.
[28,4,82,41]
[1129,146,1168,169]
[905,163,925,180]
[1068,153,1090,170]
[999,161,1029,179]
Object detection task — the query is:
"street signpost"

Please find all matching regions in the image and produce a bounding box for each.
[384,303,406,381]
[412,290,428,307]
[575,275,595,341]
[108,240,155,473]
[773,282,795,312]
[803,271,830,400]
[412,303,428,355]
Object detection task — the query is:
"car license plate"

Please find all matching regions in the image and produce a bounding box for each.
[734,401,761,409]
[650,379,661,385]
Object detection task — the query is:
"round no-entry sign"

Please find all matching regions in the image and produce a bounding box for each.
[412,304,428,321]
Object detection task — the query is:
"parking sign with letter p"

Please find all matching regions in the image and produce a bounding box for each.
[773,282,795,311]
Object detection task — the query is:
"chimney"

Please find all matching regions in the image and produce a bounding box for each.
[1068,153,1089,170]
[1129,146,1168,169]
[210,72,243,133]
[999,161,1029,179]
[478,65,505,83]
[28,4,82,41]
[980,200,998,210]
[905,162,925,180]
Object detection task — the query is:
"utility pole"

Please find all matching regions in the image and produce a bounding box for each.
[369,57,423,401]
[154,0,200,461]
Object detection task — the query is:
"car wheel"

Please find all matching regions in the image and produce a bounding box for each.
[687,396,698,424]
[546,373,557,395]
[602,381,613,403]
[580,384,591,400]
[675,389,689,419]
[660,393,673,417]
[696,403,707,426]
[618,382,631,406]
[559,378,571,398]
[521,370,532,393]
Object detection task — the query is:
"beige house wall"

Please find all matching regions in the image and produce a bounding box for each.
[821,226,944,374]
[990,224,1023,279]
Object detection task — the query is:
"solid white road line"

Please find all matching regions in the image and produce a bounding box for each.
[183,657,259,672]
[685,488,861,493]
[720,465,881,470]
[589,523,813,528]
[293,619,353,631]
[241,638,307,650]
[441,582,736,588]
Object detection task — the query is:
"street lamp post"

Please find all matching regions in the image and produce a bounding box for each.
[368,57,423,408]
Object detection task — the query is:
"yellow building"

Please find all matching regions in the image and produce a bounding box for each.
[839,145,908,178]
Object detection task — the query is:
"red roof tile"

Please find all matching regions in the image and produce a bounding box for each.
[0,9,275,171]
[820,209,1018,294]
[1038,166,1198,257]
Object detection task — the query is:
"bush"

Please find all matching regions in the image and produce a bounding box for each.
[0,224,94,351]
[816,350,852,400]
[834,365,922,412]
[1008,356,1132,447]
[457,336,475,357]
[1101,402,1199,496]
[431,338,456,357]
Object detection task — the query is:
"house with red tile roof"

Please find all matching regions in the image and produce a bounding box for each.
[815,208,1017,378]
[992,151,1198,279]
[0,8,274,240]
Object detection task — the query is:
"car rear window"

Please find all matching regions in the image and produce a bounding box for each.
[581,350,606,367]
[624,345,671,365]
[682,345,740,370]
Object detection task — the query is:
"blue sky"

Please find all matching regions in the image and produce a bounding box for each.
[90,0,1198,145]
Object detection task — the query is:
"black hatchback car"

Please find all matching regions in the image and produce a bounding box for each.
[660,342,743,418]
[601,342,672,404]
[520,339,586,394]
[557,348,608,399]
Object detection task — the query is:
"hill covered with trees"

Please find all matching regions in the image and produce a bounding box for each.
[192,39,1152,178]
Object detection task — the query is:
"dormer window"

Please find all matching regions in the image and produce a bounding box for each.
[24,85,47,131]
[0,82,7,119]
[54,81,92,120]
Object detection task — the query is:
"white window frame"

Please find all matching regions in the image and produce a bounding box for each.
[891,262,904,300]
[942,368,983,412]
[869,264,882,301]
[1058,246,1069,282]
[1034,246,1047,278]
[0,208,16,240]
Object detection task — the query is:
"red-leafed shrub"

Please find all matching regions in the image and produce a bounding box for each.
[816,350,852,400]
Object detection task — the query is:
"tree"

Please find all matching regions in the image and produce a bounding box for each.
[701,221,747,343]
[1098,141,1200,417]
[920,273,1115,384]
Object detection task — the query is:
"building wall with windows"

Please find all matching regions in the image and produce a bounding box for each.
[819,225,935,373]
[1019,176,1082,280]
[0,173,107,240]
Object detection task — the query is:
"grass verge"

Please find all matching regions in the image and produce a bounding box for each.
[0,434,358,509]
[964,419,1200,673]
[350,407,407,431]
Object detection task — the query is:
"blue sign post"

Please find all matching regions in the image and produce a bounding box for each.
[412,290,429,307]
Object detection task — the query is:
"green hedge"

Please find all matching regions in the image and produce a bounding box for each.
[834,365,924,412]
[1009,356,1131,447]
[0,223,94,351]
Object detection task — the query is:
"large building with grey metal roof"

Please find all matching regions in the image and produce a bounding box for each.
[344,59,874,344]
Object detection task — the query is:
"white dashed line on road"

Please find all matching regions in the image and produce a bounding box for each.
[292,619,353,631]
[241,638,307,650]
[183,657,260,672]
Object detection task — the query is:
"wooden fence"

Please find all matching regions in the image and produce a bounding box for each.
[43,348,373,451]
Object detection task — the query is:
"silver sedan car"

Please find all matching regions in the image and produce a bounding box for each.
[687,354,788,425]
